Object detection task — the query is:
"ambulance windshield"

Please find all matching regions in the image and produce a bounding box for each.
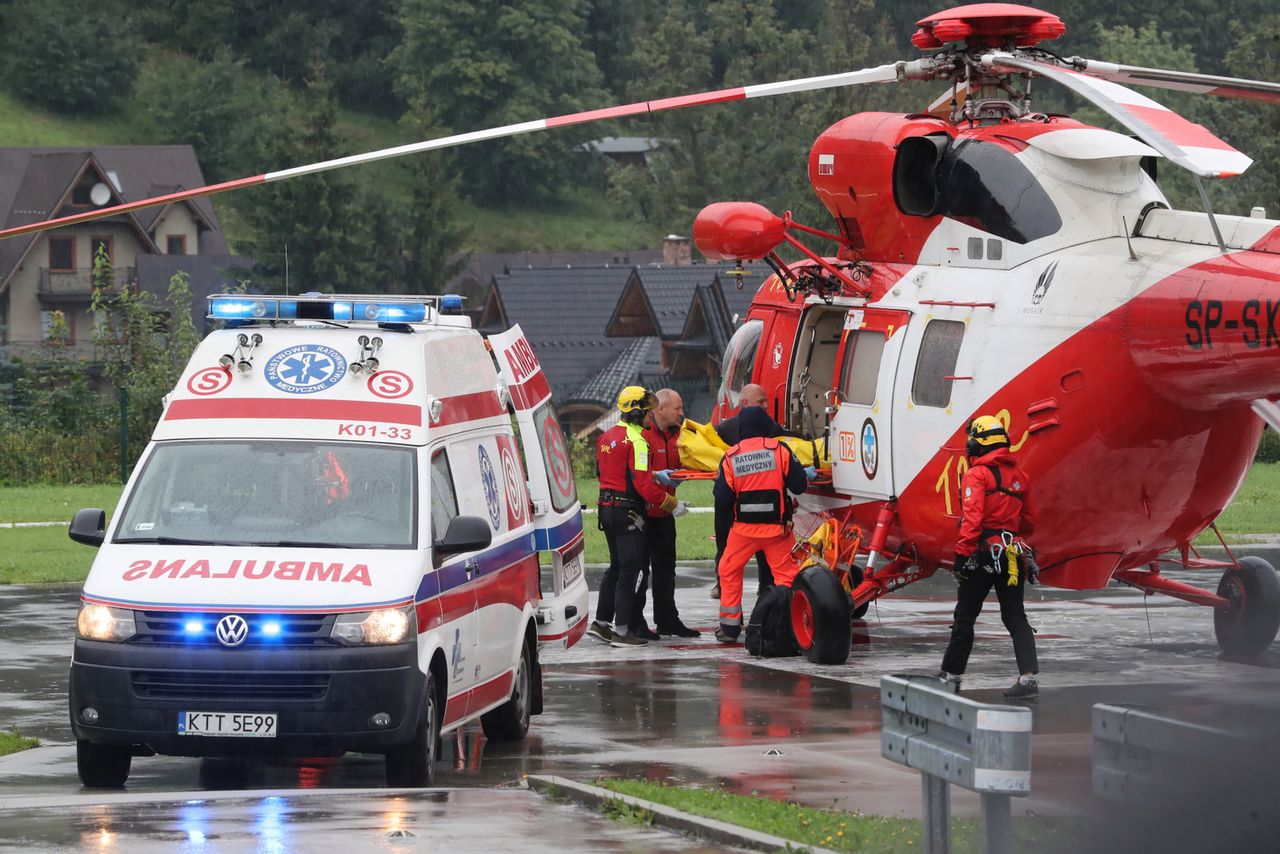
[115,440,417,549]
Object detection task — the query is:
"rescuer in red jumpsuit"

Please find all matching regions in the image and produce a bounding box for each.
[589,386,683,648]
[643,388,700,638]
[713,406,811,642]
[940,415,1041,699]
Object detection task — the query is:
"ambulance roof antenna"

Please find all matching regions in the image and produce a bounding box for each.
[284,243,290,295]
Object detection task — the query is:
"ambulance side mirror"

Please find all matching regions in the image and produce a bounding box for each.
[434,515,492,560]
[69,508,106,548]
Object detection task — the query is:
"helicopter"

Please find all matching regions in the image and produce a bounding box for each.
[4,3,1279,662]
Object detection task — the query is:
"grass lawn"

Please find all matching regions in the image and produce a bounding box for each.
[2,464,1277,584]
[0,729,39,757]
[597,779,1076,853]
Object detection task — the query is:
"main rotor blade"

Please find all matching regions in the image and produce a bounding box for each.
[1069,59,1280,105]
[0,63,903,242]
[986,53,1252,179]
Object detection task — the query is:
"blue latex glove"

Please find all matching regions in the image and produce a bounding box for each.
[804,466,818,481]
[653,469,674,487]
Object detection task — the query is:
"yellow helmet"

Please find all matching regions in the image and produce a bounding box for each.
[966,415,1009,456]
[617,385,657,413]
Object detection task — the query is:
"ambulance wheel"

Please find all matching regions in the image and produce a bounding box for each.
[385,670,440,787]
[1214,557,1280,657]
[791,566,851,665]
[481,635,533,742]
[76,740,130,789]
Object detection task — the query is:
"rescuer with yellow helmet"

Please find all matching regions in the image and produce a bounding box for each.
[589,386,683,648]
[939,415,1041,699]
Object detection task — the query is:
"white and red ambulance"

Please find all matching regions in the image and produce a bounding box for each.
[67,293,588,788]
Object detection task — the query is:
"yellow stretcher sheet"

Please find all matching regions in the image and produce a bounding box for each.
[676,419,827,471]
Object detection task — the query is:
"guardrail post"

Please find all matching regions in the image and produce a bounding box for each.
[921,772,951,854]
[881,674,1031,854]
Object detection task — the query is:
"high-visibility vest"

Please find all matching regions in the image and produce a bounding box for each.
[722,436,791,535]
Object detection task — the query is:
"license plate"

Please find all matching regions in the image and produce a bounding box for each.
[561,552,583,587]
[178,711,277,738]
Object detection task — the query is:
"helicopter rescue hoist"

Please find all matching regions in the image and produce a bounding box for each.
[11,3,1280,665]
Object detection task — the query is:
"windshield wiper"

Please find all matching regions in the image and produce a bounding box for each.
[115,536,254,546]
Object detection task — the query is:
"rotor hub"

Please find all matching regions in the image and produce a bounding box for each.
[913,3,1065,51]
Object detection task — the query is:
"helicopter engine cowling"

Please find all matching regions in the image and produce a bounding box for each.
[1129,246,1280,410]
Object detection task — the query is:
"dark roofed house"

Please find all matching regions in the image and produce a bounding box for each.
[0,146,243,360]
[135,254,255,335]
[479,266,636,434]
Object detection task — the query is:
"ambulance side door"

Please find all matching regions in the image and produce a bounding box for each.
[428,445,479,719]
[488,325,588,648]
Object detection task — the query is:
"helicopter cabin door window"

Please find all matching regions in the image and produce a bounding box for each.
[912,320,965,408]
[839,330,887,406]
[718,319,763,408]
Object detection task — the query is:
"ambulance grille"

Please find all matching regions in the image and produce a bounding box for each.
[131,670,330,702]
[131,611,336,647]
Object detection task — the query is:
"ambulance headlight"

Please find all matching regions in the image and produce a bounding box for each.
[330,605,415,645]
[77,604,136,642]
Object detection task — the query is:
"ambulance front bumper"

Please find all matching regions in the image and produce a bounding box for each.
[69,639,425,757]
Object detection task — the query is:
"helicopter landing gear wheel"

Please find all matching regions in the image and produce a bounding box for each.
[791,566,851,664]
[1214,557,1280,658]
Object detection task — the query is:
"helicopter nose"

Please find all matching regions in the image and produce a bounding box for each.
[694,201,786,261]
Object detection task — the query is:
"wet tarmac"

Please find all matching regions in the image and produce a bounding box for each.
[5,551,1280,849]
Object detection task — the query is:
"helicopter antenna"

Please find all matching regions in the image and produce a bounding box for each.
[1121,217,1139,262]
[1193,176,1228,254]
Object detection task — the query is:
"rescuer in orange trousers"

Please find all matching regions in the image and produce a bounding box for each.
[713,406,812,642]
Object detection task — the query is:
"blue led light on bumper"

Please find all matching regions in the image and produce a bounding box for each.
[261,621,282,638]
[183,620,205,635]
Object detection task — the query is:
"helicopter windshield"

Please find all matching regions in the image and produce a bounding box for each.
[938,139,1062,244]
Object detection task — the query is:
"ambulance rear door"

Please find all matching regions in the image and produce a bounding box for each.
[488,325,589,649]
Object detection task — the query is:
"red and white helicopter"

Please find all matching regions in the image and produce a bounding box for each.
[6,3,1280,661]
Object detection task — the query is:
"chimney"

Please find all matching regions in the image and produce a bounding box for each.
[663,234,692,266]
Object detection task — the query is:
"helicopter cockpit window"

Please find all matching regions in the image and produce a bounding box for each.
[912,320,965,408]
[937,139,1061,244]
[718,319,763,407]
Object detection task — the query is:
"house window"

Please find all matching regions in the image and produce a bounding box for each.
[911,320,965,408]
[72,184,92,205]
[91,236,112,266]
[166,235,187,255]
[48,237,75,271]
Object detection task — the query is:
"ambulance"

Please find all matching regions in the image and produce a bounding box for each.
[66,293,589,788]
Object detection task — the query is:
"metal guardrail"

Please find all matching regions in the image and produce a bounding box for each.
[881,674,1032,854]
[1092,703,1245,804]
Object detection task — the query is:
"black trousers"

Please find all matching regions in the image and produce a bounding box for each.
[646,515,680,627]
[713,502,774,590]
[595,505,649,632]
[941,561,1039,676]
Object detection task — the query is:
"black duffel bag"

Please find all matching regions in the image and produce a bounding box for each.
[745,585,799,658]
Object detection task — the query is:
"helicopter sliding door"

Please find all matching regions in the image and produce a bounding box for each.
[829,308,911,500]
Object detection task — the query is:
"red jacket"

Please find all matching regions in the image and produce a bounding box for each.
[956,448,1036,555]
[642,421,680,517]
[597,421,673,510]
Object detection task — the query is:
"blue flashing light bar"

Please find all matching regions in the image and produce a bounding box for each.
[208,294,447,324]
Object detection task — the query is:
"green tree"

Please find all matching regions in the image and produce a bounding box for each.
[235,70,370,292]
[90,247,201,471]
[1212,16,1280,216]
[0,0,139,114]
[390,0,608,203]
[135,50,278,183]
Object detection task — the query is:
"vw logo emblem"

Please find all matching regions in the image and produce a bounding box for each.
[215,615,249,648]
